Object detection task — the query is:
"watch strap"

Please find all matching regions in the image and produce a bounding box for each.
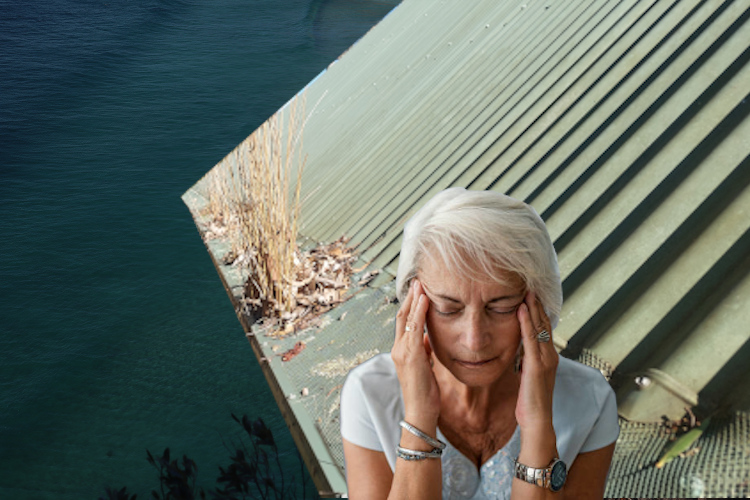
[513,459,549,488]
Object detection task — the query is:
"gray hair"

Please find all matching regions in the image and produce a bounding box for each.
[395,188,563,329]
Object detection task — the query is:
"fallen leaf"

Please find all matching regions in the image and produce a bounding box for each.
[281,341,306,362]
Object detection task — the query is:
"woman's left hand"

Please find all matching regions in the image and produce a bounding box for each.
[514,291,559,432]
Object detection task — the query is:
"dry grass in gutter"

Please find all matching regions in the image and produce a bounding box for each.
[198,93,364,337]
[200,93,307,322]
[251,236,358,336]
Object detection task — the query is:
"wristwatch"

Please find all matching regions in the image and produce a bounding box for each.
[513,457,567,492]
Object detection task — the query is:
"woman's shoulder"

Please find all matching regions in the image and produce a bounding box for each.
[346,352,396,380]
[557,356,606,382]
[554,356,616,414]
[340,352,402,456]
[553,356,620,458]
[342,352,400,401]
[556,356,610,387]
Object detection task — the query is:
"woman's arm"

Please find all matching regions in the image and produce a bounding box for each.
[563,442,616,500]
[343,432,445,500]
[510,293,616,499]
[342,439,392,499]
[344,280,443,499]
[510,440,615,500]
[510,293,561,500]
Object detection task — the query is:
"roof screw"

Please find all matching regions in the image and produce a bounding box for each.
[635,375,652,388]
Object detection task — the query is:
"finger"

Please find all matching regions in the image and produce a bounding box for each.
[530,292,555,350]
[409,280,426,316]
[526,291,544,335]
[517,301,537,348]
[523,298,554,361]
[396,280,416,338]
[407,280,429,338]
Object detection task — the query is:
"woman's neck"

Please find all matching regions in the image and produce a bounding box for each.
[433,359,518,430]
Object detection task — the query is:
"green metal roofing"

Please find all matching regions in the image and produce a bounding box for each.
[291,0,750,423]
[185,0,750,496]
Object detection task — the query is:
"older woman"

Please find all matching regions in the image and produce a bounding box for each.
[340,188,618,499]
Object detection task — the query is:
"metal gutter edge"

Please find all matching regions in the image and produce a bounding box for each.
[181,187,347,497]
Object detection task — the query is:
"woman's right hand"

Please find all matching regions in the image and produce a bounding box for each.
[391,279,440,428]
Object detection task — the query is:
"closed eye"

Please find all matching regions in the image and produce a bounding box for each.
[435,309,460,316]
[489,304,521,315]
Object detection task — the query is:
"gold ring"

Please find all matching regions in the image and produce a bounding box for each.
[405,322,417,333]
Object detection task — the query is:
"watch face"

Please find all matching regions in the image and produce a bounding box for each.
[550,460,567,492]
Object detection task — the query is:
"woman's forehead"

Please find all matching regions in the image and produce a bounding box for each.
[418,253,525,294]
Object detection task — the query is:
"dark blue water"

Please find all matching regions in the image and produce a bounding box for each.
[0,0,396,497]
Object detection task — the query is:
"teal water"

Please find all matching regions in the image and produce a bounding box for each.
[0,0,397,497]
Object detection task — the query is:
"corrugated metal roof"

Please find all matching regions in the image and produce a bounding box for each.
[184,0,750,496]
[288,0,750,423]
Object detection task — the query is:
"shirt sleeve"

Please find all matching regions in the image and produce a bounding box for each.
[340,363,385,451]
[580,378,620,453]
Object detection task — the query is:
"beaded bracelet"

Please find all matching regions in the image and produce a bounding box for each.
[399,420,446,450]
[396,445,443,461]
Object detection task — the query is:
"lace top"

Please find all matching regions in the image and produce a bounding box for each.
[340,354,619,498]
[439,426,520,500]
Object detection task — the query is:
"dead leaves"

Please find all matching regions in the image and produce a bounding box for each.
[240,236,376,338]
[281,341,306,362]
[357,269,380,287]
[311,349,380,378]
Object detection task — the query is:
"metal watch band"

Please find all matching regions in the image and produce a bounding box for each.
[513,459,549,488]
[513,457,567,491]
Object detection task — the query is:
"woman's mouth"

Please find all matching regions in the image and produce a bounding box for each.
[455,357,498,368]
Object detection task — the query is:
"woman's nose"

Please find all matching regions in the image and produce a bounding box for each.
[460,311,490,352]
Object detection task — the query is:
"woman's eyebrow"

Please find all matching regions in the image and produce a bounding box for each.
[420,283,459,303]
[432,292,461,303]
[487,293,525,304]
[421,283,524,304]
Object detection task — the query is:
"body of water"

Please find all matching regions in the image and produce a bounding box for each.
[0,0,396,497]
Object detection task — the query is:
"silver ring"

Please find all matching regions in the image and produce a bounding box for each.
[536,329,551,343]
[405,322,417,333]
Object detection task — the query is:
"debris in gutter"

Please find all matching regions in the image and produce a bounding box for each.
[240,236,373,337]
[656,408,711,469]
[281,341,306,362]
[656,416,710,468]
[326,384,343,397]
[311,349,380,378]
[358,269,380,286]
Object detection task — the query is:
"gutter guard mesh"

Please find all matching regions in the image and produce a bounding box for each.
[606,412,750,498]
[268,283,398,477]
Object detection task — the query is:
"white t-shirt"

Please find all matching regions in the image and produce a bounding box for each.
[340,353,619,499]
